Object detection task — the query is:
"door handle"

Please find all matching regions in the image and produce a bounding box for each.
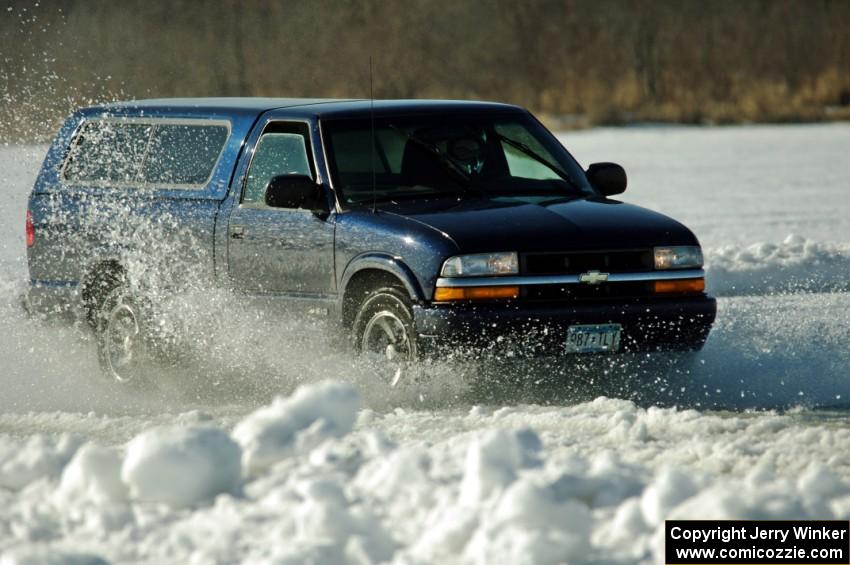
[230,225,245,239]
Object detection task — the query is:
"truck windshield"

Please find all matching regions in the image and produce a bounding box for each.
[322,113,594,207]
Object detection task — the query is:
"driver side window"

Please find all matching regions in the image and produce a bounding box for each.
[243,123,313,206]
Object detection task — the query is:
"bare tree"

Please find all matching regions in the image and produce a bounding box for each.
[2,0,849,141]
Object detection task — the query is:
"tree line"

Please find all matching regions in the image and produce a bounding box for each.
[2,0,850,142]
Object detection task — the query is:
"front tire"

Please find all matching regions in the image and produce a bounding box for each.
[352,287,418,385]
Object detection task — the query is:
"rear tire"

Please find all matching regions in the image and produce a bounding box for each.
[96,288,152,384]
[84,268,125,328]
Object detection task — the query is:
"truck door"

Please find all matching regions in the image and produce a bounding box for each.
[227,121,335,296]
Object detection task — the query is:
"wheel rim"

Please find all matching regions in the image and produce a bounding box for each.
[361,309,414,364]
[105,302,140,383]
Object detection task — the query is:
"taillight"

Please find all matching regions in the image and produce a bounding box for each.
[26,210,34,247]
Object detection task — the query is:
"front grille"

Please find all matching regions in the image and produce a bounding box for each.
[522,250,653,275]
[523,281,652,302]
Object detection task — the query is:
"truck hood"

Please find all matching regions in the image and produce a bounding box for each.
[384,195,699,253]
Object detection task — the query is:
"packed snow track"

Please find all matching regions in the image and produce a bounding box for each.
[0,124,849,564]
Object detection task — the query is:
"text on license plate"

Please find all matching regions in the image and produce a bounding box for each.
[565,324,621,353]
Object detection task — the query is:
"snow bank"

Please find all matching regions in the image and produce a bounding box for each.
[121,426,241,507]
[2,381,850,562]
[464,478,592,565]
[460,428,542,504]
[260,477,397,564]
[233,380,360,473]
[706,234,850,296]
[0,435,80,491]
[56,444,127,505]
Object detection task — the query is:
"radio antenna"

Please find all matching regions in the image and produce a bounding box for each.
[370,56,377,214]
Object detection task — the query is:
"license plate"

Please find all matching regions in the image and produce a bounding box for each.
[565,324,621,353]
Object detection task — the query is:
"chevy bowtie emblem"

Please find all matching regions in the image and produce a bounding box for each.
[578,270,609,285]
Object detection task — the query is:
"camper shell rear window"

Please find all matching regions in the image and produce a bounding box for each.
[62,118,230,189]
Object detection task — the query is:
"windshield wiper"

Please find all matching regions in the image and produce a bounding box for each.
[493,132,582,191]
[389,126,477,190]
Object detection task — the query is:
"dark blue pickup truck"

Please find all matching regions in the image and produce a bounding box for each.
[25,98,715,382]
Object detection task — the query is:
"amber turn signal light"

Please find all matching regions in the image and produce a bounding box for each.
[433,285,520,301]
[653,278,705,294]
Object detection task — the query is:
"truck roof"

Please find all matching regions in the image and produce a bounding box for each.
[88,97,524,120]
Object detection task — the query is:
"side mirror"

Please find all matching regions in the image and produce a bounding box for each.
[264,174,328,214]
[586,162,627,196]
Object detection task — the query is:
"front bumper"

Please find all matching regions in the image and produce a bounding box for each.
[414,295,716,356]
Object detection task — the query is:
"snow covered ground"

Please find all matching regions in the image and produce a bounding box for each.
[0,123,849,564]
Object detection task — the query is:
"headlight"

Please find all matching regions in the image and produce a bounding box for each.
[654,246,703,270]
[440,252,519,277]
